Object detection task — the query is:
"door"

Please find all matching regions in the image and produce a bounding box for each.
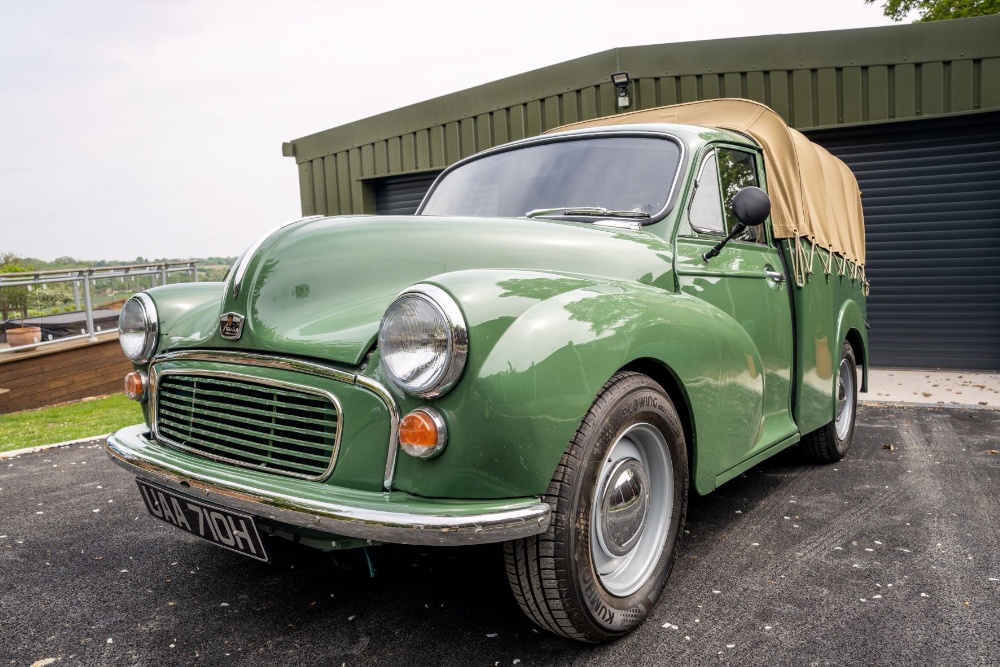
[675,145,797,472]
[374,172,441,215]
[808,111,1000,370]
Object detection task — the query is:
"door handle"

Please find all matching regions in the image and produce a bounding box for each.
[765,270,786,283]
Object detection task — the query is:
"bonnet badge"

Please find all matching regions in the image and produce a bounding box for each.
[220,312,245,340]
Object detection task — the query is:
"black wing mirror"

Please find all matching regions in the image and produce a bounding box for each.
[703,187,771,262]
[731,186,771,227]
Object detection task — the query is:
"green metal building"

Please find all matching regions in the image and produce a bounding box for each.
[284,15,1000,371]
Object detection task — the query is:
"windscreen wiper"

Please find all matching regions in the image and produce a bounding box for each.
[525,206,651,219]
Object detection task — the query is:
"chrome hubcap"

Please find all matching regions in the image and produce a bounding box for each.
[591,423,672,597]
[835,357,855,440]
[598,458,650,557]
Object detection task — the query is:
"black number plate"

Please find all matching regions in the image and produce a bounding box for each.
[136,479,269,562]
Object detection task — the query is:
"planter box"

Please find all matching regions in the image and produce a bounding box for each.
[0,331,131,413]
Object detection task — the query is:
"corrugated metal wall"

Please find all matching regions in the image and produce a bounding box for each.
[289,15,1000,218]
[809,112,1000,370]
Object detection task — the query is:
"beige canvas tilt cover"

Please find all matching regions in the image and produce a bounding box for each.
[550,99,867,287]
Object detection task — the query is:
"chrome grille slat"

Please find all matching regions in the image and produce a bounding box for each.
[156,411,334,460]
[157,391,337,428]
[165,396,336,426]
[157,425,330,473]
[161,377,337,413]
[154,372,342,480]
[157,402,338,442]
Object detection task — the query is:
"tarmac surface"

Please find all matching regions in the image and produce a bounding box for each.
[2,404,999,666]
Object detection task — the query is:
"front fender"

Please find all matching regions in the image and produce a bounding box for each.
[143,282,227,351]
[387,271,764,499]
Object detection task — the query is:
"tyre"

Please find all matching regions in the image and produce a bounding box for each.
[503,372,688,642]
[801,341,858,463]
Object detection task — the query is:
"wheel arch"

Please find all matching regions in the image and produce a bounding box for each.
[621,358,696,493]
[836,298,869,394]
[844,326,868,392]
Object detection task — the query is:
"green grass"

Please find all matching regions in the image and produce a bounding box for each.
[0,393,142,453]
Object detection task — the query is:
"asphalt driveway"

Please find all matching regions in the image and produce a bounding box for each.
[2,404,998,666]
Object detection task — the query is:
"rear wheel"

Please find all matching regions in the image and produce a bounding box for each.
[801,341,858,463]
[503,372,688,642]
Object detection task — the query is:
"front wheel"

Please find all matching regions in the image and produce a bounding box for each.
[503,372,688,642]
[801,341,858,463]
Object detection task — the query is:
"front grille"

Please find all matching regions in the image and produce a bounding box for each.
[154,373,341,480]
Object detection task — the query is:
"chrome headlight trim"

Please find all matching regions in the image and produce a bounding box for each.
[118,293,158,364]
[378,284,468,399]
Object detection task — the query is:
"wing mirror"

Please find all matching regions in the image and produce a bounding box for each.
[703,186,771,262]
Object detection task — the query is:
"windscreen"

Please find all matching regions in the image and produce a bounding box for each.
[420,136,681,219]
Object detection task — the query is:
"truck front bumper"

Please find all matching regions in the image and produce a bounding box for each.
[105,424,551,546]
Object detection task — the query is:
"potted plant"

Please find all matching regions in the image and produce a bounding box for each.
[6,324,41,349]
[1,254,39,350]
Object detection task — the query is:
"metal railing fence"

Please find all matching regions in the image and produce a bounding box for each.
[0,261,199,353]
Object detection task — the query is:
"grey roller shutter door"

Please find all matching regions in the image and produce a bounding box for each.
[374,172,441,215]
[807,111,1000,371]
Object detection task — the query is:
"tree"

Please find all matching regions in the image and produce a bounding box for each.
[0,252,32,321]
[34,281,74,312]
[866,0,1000,21]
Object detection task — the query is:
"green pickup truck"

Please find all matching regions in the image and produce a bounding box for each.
[107,99,868,642]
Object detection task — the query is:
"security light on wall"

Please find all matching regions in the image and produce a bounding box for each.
[611,71,631,108]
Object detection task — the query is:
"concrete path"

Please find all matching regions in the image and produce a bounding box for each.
[863,369,1000,409]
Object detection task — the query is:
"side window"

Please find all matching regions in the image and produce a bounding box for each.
[717,148,763,243]
[688,152,725,234]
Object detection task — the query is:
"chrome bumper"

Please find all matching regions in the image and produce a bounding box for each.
[105,424,550,547]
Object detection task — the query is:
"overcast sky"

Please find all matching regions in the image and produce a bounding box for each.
[0,0,900,262]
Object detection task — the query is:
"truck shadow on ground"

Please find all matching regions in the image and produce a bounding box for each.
[124,405,1000,665]
[184,443,824,664]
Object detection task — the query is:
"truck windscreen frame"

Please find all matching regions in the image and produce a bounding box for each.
[419,134,683,223]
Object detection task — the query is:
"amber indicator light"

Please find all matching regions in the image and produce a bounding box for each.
[399,411,439,448]
[124,371,145,401]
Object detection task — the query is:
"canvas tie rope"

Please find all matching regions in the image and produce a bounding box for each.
[789,235,869,296]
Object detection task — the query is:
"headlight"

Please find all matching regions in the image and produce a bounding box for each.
[378,285,468,398]
[119,293,158,364]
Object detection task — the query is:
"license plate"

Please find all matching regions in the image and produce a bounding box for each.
[136,480,269,562]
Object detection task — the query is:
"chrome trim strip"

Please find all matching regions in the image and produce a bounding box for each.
[230,216,323,298]
[153,350,357,384]
[355,375,402,491]
[106,425,551,547]
[151,350,402,491]
[150,367,344,482]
